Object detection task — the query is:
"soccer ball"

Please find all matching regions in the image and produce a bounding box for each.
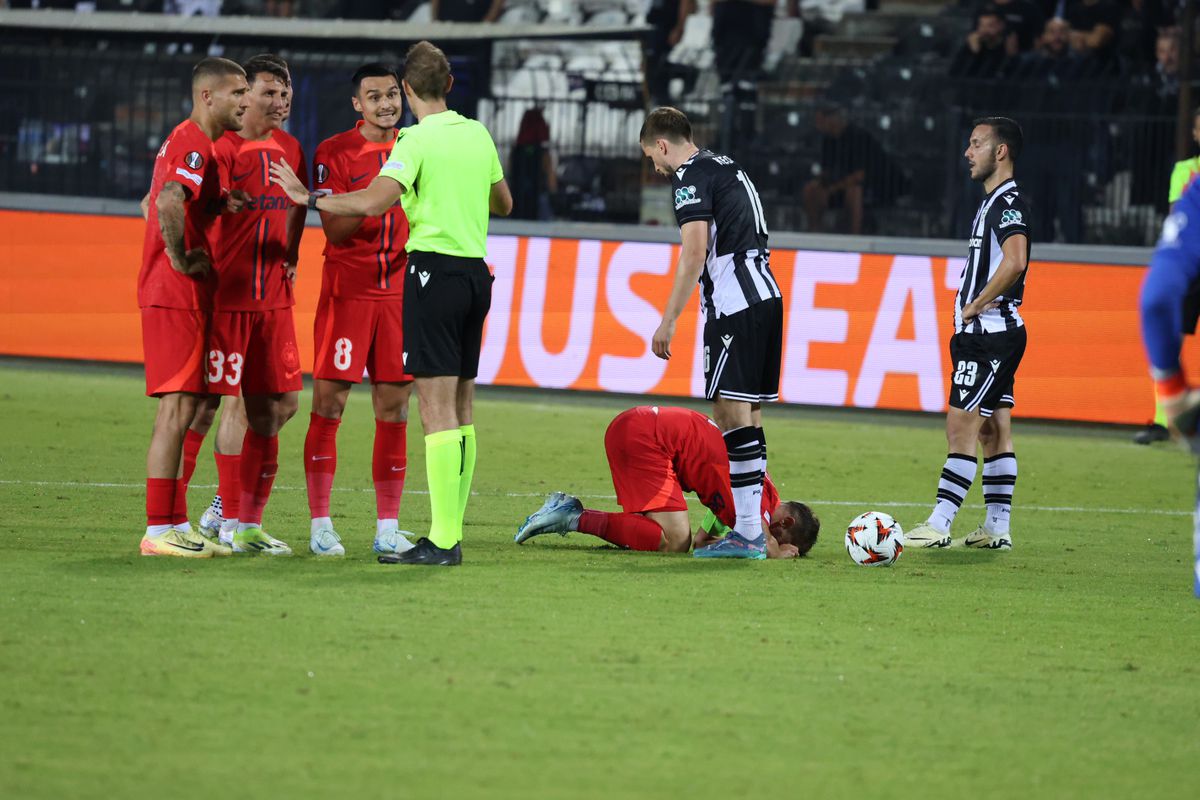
[845,512,904,566]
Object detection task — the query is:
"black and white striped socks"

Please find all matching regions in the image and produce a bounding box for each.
[929,453,977,533]
[724,426,765,542]
[982,452,1017,534]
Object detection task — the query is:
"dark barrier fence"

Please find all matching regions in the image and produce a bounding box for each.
[1,19,1193,245]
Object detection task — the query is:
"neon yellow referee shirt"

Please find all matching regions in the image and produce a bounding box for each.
[378,109,504,259]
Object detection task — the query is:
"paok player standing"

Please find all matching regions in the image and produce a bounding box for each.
[637,106,783,560]
[206,54,307,555]
[907,117,1031,550]
[138,57,248,558]
[303,63,414,558]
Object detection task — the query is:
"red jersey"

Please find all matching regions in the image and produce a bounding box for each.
[138,119,220,310]
[761,474,779,524]
[210,129,306,311]
[312,122,408,300]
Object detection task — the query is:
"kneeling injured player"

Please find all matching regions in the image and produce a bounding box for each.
[515,406,819,559]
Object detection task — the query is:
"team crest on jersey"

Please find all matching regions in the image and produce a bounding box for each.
[184,151,204,170]
[315,163,329,184]
[999,209,1023,228]
[674,185,700,209]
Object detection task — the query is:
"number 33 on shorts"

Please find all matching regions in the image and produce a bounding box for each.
[208,349,244,386]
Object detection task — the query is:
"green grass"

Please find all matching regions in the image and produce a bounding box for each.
[1,359,1198,799]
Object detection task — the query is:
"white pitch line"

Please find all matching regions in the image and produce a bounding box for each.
[0,478,1191,517]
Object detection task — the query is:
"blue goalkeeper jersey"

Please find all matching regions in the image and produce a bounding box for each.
[1142,179,1200,377]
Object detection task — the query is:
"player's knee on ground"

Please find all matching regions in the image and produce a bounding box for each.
[645,510,689,552]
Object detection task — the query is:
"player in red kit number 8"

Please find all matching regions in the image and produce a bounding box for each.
[303,63,415,557]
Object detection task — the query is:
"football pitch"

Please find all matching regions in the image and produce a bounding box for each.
[1,358,1198,799]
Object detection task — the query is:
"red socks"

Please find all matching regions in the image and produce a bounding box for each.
[303,413,340,518]
[146,478,175,527]
[171,429,206,525]
[181,429,204,486]
[215,452,241,522]
[373,419,407,520]
[238,430,279,526]
[577,510,663,551]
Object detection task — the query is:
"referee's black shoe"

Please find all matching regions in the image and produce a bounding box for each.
[378,537,462,566]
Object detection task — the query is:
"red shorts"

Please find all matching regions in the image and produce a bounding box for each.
[141,307,208,397]
[604,410,689,515]
[313,295,412,384]
[207,308,303,396]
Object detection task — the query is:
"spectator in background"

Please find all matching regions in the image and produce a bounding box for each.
[1011,17,1087,242]
[980,0,1046,54]
[950,7,1012,78]
[1129,27,1182,212]
[802,103,905,236]
[431,0,504,21]
[711,0,798,158]
[509,108,557,221]
[1064,0,1122,72]
[644,0,694,106]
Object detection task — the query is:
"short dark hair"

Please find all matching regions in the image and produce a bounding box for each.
[639,107,692,145]
[403,41,451,100]
[192,57,245,87]
[352,62,401,92]
[778,501,820,557]
[243,53,290,87]
[973,115,1023,162]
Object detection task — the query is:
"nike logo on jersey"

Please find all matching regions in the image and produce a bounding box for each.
[990,360,1002,372]
[721,334,734,349]
[418,271,431,287]
[350,172,371,184]
[959,389,969,400]
[232,169,255,182]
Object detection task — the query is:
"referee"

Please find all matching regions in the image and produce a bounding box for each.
[907,117,1031,551]
[271,41,512,566]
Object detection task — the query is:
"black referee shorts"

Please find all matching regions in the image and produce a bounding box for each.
[703,298,783,403]
[947,327,1027,418]
[402,251,493,379]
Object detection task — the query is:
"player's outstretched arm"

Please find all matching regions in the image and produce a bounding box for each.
[270,158,401,217]
[652,220,709,359]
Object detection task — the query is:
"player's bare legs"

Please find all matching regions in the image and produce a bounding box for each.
[416,375,460,434]
[966,408,1017,549]
[697,396,767,558]
[147,393,201,483]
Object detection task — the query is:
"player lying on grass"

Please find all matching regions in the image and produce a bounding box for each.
[514,406,819,559]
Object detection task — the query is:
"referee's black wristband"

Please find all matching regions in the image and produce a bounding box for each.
[307,192,320,210]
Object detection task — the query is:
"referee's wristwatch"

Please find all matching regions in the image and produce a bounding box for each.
[307,192,321,210]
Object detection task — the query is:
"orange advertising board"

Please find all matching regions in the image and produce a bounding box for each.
[0,209,1181,425]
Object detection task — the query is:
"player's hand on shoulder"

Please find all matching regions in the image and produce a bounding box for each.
[226,189,250,214]
[268,158,308,205]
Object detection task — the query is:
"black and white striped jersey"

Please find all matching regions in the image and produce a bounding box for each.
[955,178,1032,334]
[671,149,781,320]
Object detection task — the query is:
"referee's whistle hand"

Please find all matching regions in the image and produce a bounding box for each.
[269,158,308,205]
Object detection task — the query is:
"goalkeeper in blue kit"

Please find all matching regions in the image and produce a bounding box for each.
[1140,178,1200,597]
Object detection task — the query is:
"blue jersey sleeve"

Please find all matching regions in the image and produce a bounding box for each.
[1141,180,1200,377]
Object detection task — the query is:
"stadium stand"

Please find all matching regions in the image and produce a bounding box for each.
[0,0,1196,243]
